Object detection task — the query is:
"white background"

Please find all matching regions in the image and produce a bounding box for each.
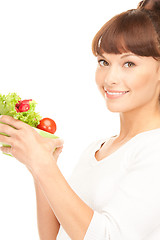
[0,0,138,239]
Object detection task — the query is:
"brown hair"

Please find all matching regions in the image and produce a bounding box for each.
[92,0,160,61]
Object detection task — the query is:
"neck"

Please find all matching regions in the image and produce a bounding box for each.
[117,105,160,141]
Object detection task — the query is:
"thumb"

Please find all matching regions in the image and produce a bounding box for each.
[48,138,64,150]
[53,138,64,147]
[53,145,63,162]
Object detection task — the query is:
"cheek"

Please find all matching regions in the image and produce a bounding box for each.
[128,71,158,107]
[95,68,105,88]
[95,69,105,97]
[130,72,153,93]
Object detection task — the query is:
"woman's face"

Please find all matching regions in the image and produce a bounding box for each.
[95,51,160,113]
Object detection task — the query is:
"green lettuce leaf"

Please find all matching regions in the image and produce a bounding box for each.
[0,92,42,127]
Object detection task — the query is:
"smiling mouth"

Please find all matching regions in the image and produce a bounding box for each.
[106,90,129,95]
[105,90,129,99]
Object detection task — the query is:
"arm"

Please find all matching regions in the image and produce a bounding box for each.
[17,140,160,239]
[2,116,160,239]
[0,116,94,240]
[28,147,63,240]
[35,162,94,240]
[34,179,60,240]
[83,143,160,239]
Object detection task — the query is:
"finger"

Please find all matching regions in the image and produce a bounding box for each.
[52,138,64,147]
[53,146,63,161]
[47,138,64,151]
[0,115,26,130]
[0,146,12,155]
[54,146,63,155]
[0,122,17,137]
[0,134,13,146]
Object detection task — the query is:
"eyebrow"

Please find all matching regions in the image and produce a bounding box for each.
[121,53,141,59]
[98,53,141,59]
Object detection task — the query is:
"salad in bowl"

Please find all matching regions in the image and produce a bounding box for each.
[0,92,58,156]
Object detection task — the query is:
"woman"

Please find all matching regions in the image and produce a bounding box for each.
[0,0,160,239]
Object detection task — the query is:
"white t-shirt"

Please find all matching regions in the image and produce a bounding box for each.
[57,128,160,240]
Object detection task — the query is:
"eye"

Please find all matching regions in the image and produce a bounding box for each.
[124,62,135,68]
[98,59,109,67]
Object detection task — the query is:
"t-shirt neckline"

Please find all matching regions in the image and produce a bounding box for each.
[92,127,160,165]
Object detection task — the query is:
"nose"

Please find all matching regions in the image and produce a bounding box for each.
[104,65,120,86]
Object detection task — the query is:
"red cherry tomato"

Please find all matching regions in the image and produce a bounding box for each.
[18,103,30,112]
[37,118,57,134]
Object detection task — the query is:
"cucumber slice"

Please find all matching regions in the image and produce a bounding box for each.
[33,127,58,139]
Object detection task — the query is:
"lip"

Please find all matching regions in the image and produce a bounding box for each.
[105,89,129,93]
[105,90,129,99]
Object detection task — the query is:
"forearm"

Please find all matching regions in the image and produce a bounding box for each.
[34,161,94,240]
[34,179,60,240]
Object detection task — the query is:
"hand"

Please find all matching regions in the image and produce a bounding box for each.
[0,115,64,173]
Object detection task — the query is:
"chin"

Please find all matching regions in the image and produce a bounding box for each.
[105,103,129,113]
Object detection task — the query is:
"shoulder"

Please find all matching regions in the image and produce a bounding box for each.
[68,138,110,173]
[133,130,160,154]
[68,138,109,181]
[125,130,160,169]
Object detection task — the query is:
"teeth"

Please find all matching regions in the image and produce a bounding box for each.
[107,91,128,95]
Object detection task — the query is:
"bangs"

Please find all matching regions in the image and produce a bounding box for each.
[92,9,160,60]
